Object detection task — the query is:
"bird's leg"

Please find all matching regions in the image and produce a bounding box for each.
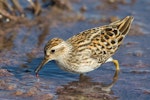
[79,74,91,82]
[113,69,119,81]
[106,57,120,71]
[79,73,84,81]
[112,60,120,71]
[79,74,84,77]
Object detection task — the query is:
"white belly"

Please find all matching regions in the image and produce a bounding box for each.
[56,54,102,73]
[76,66,95,73]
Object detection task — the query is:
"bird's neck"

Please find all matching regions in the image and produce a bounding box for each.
[56,42,72,66]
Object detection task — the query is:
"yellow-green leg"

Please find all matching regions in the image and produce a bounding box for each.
[112,60,120,71]
[113,69,120,81]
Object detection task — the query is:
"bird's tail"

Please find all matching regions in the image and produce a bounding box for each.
[110,16,134,36]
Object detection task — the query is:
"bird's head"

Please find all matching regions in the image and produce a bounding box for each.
[34,38,71,75]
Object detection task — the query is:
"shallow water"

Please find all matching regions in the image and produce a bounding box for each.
[0,0,150,100]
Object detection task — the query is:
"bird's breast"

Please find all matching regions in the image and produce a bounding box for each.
[56,57,101,73]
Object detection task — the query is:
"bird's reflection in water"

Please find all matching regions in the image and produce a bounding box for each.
[56,70,119,100]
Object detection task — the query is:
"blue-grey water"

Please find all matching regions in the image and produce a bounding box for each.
[0,0,150,100]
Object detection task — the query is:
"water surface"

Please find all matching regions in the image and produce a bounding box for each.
[0,0,150,100]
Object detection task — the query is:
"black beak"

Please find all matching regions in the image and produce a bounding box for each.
[34,57,49,75]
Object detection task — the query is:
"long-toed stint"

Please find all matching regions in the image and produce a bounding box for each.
[35,16,134,76]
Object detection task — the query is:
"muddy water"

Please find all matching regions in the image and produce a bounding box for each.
[0,0,150,100]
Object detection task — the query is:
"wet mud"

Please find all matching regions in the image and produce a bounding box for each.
[0,0,150,100]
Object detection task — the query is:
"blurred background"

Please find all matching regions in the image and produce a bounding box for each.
[0,0,150,100]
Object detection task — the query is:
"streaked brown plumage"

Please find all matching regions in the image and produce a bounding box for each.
[35,16,134,75]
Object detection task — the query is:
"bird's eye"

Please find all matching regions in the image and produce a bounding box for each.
[44,50,46,54]
[50,49,55,53]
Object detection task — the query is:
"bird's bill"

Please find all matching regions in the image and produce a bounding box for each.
[34,58,49,75]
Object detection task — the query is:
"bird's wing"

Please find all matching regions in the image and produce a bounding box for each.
[67,16,133,63]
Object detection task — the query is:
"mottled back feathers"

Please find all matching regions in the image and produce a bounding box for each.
[67,16,134,63]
